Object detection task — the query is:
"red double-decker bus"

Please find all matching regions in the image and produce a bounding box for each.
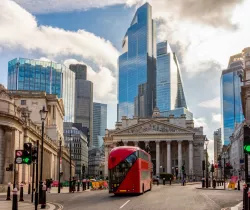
[108,146,152,194]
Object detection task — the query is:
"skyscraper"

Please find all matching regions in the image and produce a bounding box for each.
[221,56,244,145]
[156,41,187,113]
[69,64,93,146]
[93,103,107,148]
[8,58,75,122]
[118,3,156,120]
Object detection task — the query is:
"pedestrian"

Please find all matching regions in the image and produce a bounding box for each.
[169,177,172,185]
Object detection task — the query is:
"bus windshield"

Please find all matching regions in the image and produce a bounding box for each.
[109,151,137,183]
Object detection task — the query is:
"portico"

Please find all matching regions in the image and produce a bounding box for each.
[104,110,206,180]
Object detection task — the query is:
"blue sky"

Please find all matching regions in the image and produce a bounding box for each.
[36,5,135,50]
[1,0,250,159]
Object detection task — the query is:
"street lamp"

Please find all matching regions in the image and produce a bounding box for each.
[204,138,209,188]
[39,106,48,208]
[58,138,62,193]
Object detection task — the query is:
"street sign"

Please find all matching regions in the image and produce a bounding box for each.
[15,157,23,164]
[16,150,23,157]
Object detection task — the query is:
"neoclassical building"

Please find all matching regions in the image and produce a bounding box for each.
[0,84,74,186]
[104,108,206,179]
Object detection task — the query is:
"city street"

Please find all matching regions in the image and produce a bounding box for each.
[43,184,242,210]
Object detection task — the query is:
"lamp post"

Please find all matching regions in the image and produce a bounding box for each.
[58,138,62,193]
[205,138,209,188]
[39,106,48,208]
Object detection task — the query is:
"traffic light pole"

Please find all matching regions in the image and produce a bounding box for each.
[31,162,35,203]
[13,163,16,188]
[69,133,72,193]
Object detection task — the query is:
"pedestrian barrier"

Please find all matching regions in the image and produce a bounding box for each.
[90,181,109,190]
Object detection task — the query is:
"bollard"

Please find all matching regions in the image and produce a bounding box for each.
[157,180,159,186]
[41,183,46,209]
[19,183,24,202]
[6,182,11,200]
[12,188,18,210]
[28,182,31,194]
[201,178,205,188]
[237,180,240,191]
[163,178,165,185]
[248,189,250,209]
[213,179,216,189]
[77,181,80,192]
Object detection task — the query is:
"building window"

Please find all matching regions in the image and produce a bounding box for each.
[21,100,26,105]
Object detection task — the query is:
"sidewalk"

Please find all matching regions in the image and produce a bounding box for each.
[0,201,59,210]
[49,186,91,193]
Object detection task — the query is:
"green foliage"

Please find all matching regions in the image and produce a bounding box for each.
[159,173,174,181]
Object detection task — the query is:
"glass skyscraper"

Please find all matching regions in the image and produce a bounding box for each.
[221,60,244,145]
[93,103,107,148]
[8,58,75,122]
[156,41,187,112]
[118,3,156,120]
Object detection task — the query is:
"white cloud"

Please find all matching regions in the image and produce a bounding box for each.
[12,0,130,14]
[212,113,221,123]
[198,97,220,109]
[64,59,117,104]
[0,0,119,104]
[0,0,119,70]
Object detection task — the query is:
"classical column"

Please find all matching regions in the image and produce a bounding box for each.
[123,140,128,146]
[189,141,194,176]
[156,141,160,177]
[178,140,182,178]
[104,145,109,179]
[167,141,171,174]
[0,127,5,184]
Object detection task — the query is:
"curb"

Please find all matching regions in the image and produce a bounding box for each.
[48,202,63,210]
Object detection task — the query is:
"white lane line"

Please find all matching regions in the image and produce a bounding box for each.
[120,200,130,209]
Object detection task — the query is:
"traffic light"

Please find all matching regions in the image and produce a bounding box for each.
[23,143,32,164]
[244,125,250,154]
[32,146,38,162]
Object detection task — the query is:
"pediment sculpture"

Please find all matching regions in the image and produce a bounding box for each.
[122,122,186,134]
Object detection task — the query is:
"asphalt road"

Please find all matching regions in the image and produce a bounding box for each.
[44,184,243,210]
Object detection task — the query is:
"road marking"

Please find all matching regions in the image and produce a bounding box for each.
[120,200,130,209]
[200,193,220,208]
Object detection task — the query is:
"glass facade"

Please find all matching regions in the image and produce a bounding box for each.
[160,107,193,120]
[8,58,75,122]
[156,41,187,112]
[221,61,244,145]
[118,3,156,120]
[93,103,107,148]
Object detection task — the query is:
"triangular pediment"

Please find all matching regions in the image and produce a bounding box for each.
[114,119,194,135]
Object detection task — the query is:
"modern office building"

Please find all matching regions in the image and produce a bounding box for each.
[118,3,156,120]
[7,58,75,122]
[69,64,93,147]
[160,107,193,120]
[221,57,244,145]
[93,103,107,148]
[64,122,88,179]
[156,41,187,113]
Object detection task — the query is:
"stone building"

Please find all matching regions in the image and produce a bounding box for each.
[0,84,74,186]
[104,108,206,179]
[88,147,105,178]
